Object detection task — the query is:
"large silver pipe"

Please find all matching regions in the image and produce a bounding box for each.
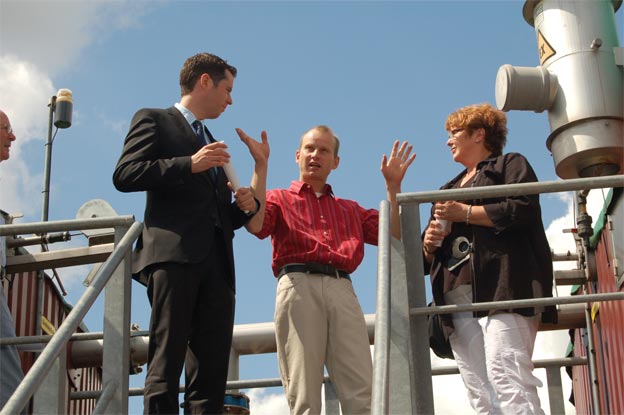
[60,301,582,370]
[497,0,623,179]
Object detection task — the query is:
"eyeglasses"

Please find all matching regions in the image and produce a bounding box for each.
[1,124,13,135]
[447,128,464,139]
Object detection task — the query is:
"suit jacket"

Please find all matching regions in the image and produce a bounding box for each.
[112,107,249,290]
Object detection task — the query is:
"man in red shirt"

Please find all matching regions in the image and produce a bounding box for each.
[244,125,415,414]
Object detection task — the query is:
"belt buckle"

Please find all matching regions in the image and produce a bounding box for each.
[307,262,324,275]
[320,264,340,278]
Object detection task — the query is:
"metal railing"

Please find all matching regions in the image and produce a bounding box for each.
[0,216,142,415]
[2,310,585,414]
[2,174,622,414]
[373,174,624,414]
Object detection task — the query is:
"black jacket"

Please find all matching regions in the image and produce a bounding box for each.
[112,107,250,289]
[426,153,557,328]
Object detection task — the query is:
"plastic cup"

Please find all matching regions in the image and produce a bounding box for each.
[433,219,448,247]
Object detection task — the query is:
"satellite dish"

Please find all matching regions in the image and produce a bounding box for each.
[76,199,118,244]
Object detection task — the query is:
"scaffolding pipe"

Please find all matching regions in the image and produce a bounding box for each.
[70,357,588,400]
[0,221,142,415]
[397,175,624,205]
[0,216,136,237]
[371,200,391,415]
[393,173,622,414]
[92,381,118,415]
[418,291,624,317]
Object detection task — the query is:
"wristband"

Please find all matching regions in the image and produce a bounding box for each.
[466,205,472,225]
[245,198,261,217]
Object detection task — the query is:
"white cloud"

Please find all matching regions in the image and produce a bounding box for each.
[0,1,159,78]
[0,56,53,145]
[545,189,611,261]
[0,1,157,226]
[244,389,290,415]
[0,54,55,218]
[0,155,42,219]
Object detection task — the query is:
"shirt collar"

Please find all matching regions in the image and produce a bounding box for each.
[174,102,200,128]
[289,180,334,197]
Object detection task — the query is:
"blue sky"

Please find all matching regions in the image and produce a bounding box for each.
[1,1,622,413]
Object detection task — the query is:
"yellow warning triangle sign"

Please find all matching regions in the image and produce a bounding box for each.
[537,30,556,65]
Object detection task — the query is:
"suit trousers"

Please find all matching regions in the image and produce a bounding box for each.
[143,231,235,415]
[445,285,544,415]
[274,272,372,415]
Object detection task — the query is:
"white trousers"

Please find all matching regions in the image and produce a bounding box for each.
[445,285,544,415]
[275,272,372,415]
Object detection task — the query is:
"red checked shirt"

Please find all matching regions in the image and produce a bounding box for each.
[253,181,379,277]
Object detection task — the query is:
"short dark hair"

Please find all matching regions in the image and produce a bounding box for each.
[179,53,237,95]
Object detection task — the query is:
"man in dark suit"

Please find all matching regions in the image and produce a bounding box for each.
[113,52,269,414]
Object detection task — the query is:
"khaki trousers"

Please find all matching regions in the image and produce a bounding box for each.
[275,272,372,415]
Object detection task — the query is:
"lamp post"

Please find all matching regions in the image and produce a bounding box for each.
[38,89,73,337]
[42,89,73,222]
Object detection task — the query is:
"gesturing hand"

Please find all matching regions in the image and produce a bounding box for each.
[381,140,416,187]
[236,128,270,168]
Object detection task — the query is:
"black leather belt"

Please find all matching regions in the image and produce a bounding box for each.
[278,263,351,281]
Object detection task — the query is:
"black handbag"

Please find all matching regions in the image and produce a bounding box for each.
[428,302,454,360]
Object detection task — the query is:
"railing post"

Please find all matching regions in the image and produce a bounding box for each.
[372,200,391,414]
[228,349,240,387]
[385,237,415,415]
[100,224,132,414]
[397,203,434,414]
[324,381,340,415]
[545,366,565,415]
[32,345,67,414]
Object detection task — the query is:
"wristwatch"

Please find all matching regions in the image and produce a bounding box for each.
[245,197,261,217]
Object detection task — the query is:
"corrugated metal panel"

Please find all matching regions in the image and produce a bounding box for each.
[593,223,624,414]
[571,190,624,414]
[572,328,591,415]
[2,269,102,414]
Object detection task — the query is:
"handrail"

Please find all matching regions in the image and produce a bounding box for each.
[2,177,620,413]
[419,291,624,316]
[0,220,142,415]
[397,175,624,204]
[0,215,136,236]
[372,174,624,414]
